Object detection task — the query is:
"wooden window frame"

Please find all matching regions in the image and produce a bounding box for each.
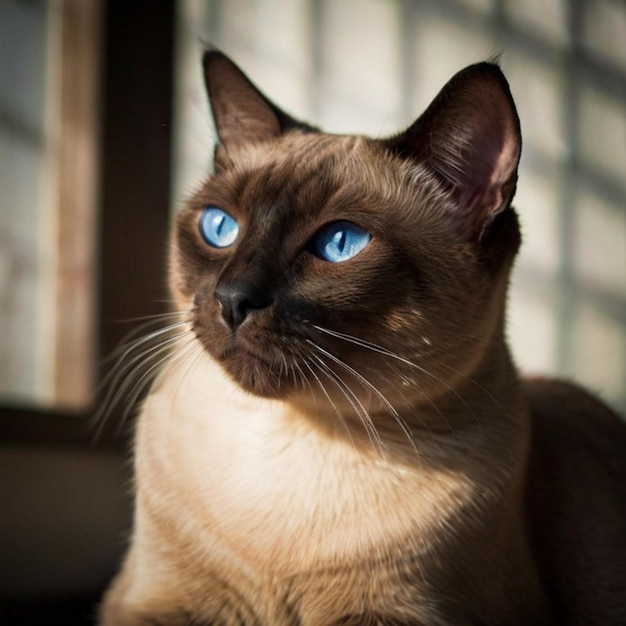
[0,0,175,447]
[1,2,175,621]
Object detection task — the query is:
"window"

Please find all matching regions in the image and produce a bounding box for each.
[0,0,100,409]
[0,0,174,424]
[1,2,175,615]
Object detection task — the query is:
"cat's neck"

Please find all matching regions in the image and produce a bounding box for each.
[285,336,526,461]
[144,335,527,477]
[134,341,529,581]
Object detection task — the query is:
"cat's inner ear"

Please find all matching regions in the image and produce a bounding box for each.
[203,50,314,151]
[388,62,521,239]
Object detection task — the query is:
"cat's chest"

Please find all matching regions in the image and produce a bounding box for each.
[135,357,460,574]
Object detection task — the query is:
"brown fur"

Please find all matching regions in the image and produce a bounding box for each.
[99,52,626,625]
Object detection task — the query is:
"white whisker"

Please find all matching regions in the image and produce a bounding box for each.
[101,315,188,366]
[90,316,193,440]
[310,353,386,458]
[169,337,207,417]
[312,324,479,431]
[308,340,419,457]
[301,357,355,448]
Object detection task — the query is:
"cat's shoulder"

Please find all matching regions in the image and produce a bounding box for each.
[523,377,626,623]
[524,375,626,511]
[524,376,626,450]
[525,376,626,476]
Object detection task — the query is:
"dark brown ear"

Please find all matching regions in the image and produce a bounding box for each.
[386,62,521,240]
[203,49,316,150]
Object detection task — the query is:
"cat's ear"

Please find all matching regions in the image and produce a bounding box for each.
[387,62,521,240]
[203,49,315,151]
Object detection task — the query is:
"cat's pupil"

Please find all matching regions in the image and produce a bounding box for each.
[334,230,347,252]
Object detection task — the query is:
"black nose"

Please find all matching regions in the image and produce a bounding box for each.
[214,281,272,330]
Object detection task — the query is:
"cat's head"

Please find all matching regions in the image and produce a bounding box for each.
[170,51,521,426]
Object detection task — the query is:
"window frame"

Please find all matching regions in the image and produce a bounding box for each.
[0,0,175,450]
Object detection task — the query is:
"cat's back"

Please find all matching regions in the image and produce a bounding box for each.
[525,377,626,625]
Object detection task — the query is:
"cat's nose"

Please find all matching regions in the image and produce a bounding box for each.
[214,281,272,330]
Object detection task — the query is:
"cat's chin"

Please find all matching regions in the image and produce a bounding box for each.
[211,345,299,399]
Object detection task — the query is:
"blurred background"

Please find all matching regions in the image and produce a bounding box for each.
[1,0,624,623]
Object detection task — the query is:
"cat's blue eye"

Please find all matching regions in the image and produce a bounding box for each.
[199,206,239,248]
[313,221,372,263]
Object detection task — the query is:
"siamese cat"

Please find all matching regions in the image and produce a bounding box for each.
[99,51,626,625]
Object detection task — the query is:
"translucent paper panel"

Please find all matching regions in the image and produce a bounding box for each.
[514,170,561,276]
[316,0,403,135]
[408,12,495,116]
[569,303,626,405]
[503,0,568,47]
[574,191,626,295]
[506,55,565,162]
[508,287,559,375]
[578,87,626,184]
[583,0,626,70]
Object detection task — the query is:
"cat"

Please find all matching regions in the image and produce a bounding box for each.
[99,50,626,625]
